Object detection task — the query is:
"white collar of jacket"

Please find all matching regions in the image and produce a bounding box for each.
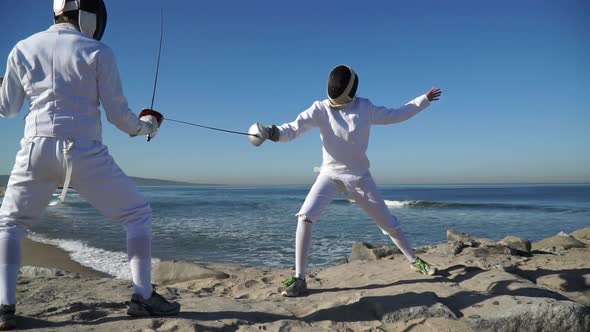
[324,97,358,110]
[49,23,81,33]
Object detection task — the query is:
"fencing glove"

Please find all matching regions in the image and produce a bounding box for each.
[132,109,164,139]
[248,123,279,146]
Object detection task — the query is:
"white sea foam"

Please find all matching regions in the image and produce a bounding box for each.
[383,200,414,208]
[28,234,159,280]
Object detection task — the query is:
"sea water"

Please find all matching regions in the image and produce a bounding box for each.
[22,184,590,279]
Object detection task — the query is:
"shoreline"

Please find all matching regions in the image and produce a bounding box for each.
[2,185,105,278]
[21,225,590,279]
[21,237,110,278]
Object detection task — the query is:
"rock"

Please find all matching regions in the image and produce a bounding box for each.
[71,310,108,321]
[458,245,519,270]
[447,230,495,247]
[536,274,590,306]
[153,260,230,285]
[349,242,401,261]
[464,299,590,332]
[456,270,590,332]
[498,236,531,253]
[155,319,199,332]
[306,291,459,325]
[414,246,432,254]
[532,232,587,252]
[334,257,349,265]
[359,292,457,323]
[472,245,511,257]
[394,318,473,332]
[570,227,590,242]
[447,230,476,246]
[449,241,466,255]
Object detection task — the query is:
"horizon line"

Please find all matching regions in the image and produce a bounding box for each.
[1,174,589,187]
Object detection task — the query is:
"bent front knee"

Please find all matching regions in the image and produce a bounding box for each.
[297,214,314,223]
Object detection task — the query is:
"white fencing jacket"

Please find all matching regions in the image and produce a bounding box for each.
[277,96,430,178]
[0,23,142,141]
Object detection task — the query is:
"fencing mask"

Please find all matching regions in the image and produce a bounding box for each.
[327,65,358,108]
[54,0,107,40]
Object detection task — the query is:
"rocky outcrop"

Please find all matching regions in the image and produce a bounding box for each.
[446,230,532,257]
[498,235,531,253]
[532,231,587,252]
[455,269,589,332]
[571,227,590,243]
[447,229,496,247]
[153,260,229,285]
[349,241,401,261]
[358,292,457,323]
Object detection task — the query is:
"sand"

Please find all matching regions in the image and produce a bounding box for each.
[9,228,590,332]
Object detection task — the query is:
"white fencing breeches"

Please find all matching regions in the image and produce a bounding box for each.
[294,173,417,277]
[0,137,153,304]
[298,173,402,232]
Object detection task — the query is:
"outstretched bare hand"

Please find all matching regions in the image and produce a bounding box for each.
[426,87,442,101]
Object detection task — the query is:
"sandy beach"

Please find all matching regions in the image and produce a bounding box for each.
[21,237,110,279]
[9,225,590,331]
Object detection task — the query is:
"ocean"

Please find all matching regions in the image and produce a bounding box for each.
[21,184,590,279]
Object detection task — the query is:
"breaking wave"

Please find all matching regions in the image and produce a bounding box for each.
[27,234,159,280]
[339,199,583,213]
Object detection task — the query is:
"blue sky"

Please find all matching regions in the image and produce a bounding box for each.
[1,0,588,184]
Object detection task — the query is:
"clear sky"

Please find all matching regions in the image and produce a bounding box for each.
[1,0,588,184]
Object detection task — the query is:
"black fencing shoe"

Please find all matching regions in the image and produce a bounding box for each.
[0,304,16,330]
[126,289,181,317]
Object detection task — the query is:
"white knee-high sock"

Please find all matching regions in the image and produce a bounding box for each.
[0,233,22,305]
[295,220,313,279]
[127,236,153,300]
[388,228,416,263]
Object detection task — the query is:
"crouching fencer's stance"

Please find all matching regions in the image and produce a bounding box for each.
[249,65,442,297]
[0,1,180,329]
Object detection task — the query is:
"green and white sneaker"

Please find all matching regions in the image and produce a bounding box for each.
[281,276,308,297]
[0,304,16,330]
[410,257,438,276]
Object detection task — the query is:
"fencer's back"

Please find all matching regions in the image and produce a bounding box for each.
[13,23,107,141]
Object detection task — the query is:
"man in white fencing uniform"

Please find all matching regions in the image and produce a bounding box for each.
[249,65,442,297]
[0,0,180,328]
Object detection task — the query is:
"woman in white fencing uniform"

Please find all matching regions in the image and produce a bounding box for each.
[249,65,442,297]
[0,1,179,328]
